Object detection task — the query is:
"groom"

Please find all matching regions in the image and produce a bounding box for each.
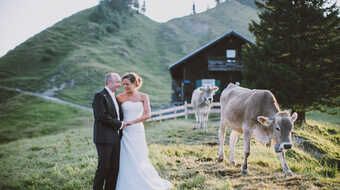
[92,72,126,190]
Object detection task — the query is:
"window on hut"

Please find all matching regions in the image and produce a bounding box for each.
[226,49,236,63]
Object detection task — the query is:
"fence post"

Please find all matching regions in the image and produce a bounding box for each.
[185,101,188,119]
[174,105,177,120]
[159,111,162,122]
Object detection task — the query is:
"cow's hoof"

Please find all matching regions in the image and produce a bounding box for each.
[241,169,248,175]
[230,161,236,166]
[285,170,293,176]
[217,155,224,162]
[193,128,197,130]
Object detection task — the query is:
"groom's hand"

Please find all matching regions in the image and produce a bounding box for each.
[121,122,128,130]
[120,121,133,130]
[120,122,125,130]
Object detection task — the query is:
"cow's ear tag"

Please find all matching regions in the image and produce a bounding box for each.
[200,87,204,91]
[213,87,219,91]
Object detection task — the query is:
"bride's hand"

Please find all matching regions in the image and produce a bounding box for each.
[121,122,129,130]
[126,121,133,126]
[122,121,133,129]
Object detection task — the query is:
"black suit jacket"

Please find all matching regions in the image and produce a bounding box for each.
[92,88,124,144]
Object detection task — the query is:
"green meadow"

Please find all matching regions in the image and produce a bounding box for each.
[0,1,339,189]
[0,90,339,189]
[0,89,91,144]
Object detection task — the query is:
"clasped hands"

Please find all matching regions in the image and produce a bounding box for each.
[120,121,133,130]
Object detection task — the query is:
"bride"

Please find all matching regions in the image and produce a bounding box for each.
[116,72,173,190]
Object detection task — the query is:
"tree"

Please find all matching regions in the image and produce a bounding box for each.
[193,2,196,15]
[141,0,146,14]
[105,0,132,11]
[133,0,140,13]
[241,0,340,126]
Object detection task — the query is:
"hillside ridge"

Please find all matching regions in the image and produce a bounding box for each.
[0,1,258,106]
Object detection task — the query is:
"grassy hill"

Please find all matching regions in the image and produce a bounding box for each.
[0,0,258,107]
[1,81,338,189]
[0,106,339,189]
[1,1,340,189]
[0,88,91,144]
[0,75,339,189]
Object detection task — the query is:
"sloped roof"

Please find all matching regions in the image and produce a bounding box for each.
[168,30,254,70]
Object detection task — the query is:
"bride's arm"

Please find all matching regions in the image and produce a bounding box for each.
[128,93,151,125]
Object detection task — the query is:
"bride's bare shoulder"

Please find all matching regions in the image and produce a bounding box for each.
[117,93,127,102]
[138,92,148,98]
[137,93,149,103]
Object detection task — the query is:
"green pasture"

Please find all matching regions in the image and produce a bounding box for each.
[0,89,91,144]
[0,92,339,189]
[0,1,338,189]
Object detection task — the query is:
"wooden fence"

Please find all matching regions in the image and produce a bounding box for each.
[148,102,221,122]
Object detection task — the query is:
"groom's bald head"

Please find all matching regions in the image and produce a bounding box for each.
[105,72,121,92]
[105,72,120,83]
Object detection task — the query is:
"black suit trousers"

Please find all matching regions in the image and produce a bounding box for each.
[93,143,120,190]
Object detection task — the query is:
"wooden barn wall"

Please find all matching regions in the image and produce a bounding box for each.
[181,36,244,102]
[206,36,244,59]
[170,35,248,104]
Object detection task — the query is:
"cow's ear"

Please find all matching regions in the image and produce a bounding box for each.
[291,112,298,122]
[257,116,273,127]
[213,87,219,91]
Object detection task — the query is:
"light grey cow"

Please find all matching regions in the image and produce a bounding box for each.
[218,83,297,176]
[191,86,219,132]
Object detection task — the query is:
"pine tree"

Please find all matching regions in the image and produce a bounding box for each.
[133,0,140,14]
[141,0,146,14]
[105,0,132,11]
[242,0,340,126]
[193,2,196,15]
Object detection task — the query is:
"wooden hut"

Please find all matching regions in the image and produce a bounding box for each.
[168,30,254,105]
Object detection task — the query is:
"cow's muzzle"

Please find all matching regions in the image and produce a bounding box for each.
[204,98,213,105]
[274,143,292,153]
[283,143,292,149]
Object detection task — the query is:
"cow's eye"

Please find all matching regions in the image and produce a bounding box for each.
[276,127,280,131]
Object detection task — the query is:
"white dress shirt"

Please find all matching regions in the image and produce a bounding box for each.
[105,87,121,121]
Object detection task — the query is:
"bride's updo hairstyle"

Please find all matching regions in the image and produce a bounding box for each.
[122,72,143,89]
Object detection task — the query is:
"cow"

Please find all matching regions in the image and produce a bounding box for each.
[218,83,297,176]
[191,85,219,132]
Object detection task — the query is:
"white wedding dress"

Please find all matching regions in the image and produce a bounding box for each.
[116,101,173,190]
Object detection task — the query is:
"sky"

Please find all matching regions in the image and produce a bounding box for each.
[0,0,218,57]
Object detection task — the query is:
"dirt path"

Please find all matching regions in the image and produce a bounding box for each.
[0,86,92,112]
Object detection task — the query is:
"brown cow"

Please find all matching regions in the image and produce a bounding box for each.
[218,83,297,176]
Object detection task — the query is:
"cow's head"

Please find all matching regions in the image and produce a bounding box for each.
[199,86,219,105]
[257,111,298,153]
